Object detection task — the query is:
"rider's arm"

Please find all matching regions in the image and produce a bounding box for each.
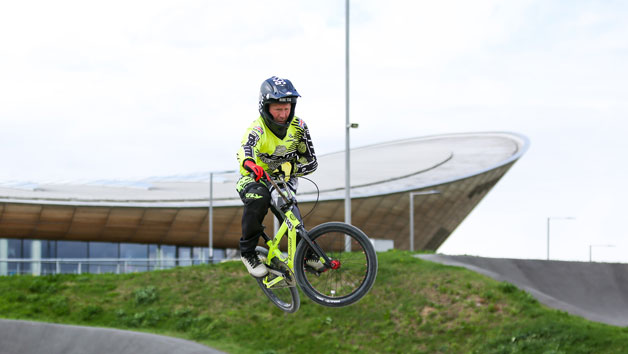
[293,120,317,177]
[237,123,264,176]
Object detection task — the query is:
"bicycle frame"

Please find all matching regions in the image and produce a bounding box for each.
[260,208,299,288]
[259,177,332,289]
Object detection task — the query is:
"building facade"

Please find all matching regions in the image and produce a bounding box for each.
[0,132,529,275]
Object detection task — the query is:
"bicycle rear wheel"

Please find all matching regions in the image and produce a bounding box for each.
[255,247,300,313]
[294,222,378,307]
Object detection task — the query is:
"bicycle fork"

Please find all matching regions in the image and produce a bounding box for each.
[297,226,339,272]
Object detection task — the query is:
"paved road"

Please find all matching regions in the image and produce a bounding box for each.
[0,319,226,354]
[418,254,628,326]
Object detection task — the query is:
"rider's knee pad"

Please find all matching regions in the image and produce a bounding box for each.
[241,184,270,207]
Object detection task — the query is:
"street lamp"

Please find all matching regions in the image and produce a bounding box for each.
[546,216,575,260]
[409,190,441,251]
[589,244,615,262]
[209,170,236,263]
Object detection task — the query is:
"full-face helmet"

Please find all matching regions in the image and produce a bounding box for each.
[258,76,300,138]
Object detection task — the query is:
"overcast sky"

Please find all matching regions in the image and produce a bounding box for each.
[1,1,627,263]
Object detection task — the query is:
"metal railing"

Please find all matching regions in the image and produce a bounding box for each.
[0,257,226,276]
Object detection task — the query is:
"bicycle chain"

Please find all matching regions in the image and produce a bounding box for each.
[266,258,296,288]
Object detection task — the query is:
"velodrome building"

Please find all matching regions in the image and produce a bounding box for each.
[0,132,529,275]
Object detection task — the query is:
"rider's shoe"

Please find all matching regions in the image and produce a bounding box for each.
[241,251,268,278]
[304,252,325,272]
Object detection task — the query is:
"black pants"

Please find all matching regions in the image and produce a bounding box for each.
[238,181,303,254]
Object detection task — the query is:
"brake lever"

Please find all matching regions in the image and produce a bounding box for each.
[266,176,291,205]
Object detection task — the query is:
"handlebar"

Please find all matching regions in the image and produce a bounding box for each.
[266,175,292,207]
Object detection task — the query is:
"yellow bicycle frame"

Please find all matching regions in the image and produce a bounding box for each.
[261,207,301,288]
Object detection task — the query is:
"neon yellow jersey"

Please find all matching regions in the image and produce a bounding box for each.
[237,116,317,177]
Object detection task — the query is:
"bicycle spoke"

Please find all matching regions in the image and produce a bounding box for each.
[295,222,377,307]
[306,248,369,297]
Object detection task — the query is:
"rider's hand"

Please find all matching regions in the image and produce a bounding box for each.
[243,160,269,182]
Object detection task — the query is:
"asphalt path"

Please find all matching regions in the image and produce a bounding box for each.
[417,254,628,326]
[0,319,226,354]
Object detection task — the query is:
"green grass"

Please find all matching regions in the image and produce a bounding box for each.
[2,250,628,353]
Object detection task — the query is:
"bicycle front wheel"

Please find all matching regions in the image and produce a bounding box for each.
[255,247,300,313]
[294,222,378,307]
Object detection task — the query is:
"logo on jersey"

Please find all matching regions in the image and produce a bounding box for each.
[273,145,288,156]
[298,119,304,128]
[298,142,307,154]
[253,126,264,135]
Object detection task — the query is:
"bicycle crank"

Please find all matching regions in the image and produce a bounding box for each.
[265,259,296,288]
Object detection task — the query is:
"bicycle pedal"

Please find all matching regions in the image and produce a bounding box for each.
[267,268,285,277]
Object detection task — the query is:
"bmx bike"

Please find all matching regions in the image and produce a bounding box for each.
[254,175,378,313]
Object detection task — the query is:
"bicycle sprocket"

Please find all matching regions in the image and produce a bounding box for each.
[266,258,296,288]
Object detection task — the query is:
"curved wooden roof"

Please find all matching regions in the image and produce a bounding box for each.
[0,132,529,250]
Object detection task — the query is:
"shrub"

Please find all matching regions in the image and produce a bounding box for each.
[133,286,158,306]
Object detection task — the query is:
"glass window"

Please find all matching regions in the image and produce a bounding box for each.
[22,240,32,258]
[120,243,147,259]
[213,248,226,261]
[7,239,21,275]
[41,240,56,258]
[161,245,176,258]
[7,239,21,258]
[57,241,88,258]
[89,242,118,258]
[41,240,57,275]
[192,247,206,264]
[148,244,158,259]
[178,247,191,266]
[57,241,88,274]
[161,245,176,268]
[21,240,32,273]
[191,247,225,264]
[120,243,148,273]
[147,244,159,271]
[88,242,119,274]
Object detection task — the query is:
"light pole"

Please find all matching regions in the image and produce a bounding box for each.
[546,216,575,260]
[344,0,360,251]
[344,0,351,229]
[589,244,615,262]
[409,190,441,251]
[209,170,236,263]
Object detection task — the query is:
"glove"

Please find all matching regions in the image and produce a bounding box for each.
[243,160,268,182]
[272,161,294,181]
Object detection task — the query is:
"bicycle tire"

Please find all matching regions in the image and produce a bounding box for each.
[255,247,300,313]
[294,222,378,307]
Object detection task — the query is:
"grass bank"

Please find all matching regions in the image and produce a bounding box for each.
[1,250,628,353]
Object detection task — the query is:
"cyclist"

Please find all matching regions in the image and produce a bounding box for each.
[236,76,318,277]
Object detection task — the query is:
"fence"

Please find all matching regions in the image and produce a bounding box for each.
[0,257,225,276]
